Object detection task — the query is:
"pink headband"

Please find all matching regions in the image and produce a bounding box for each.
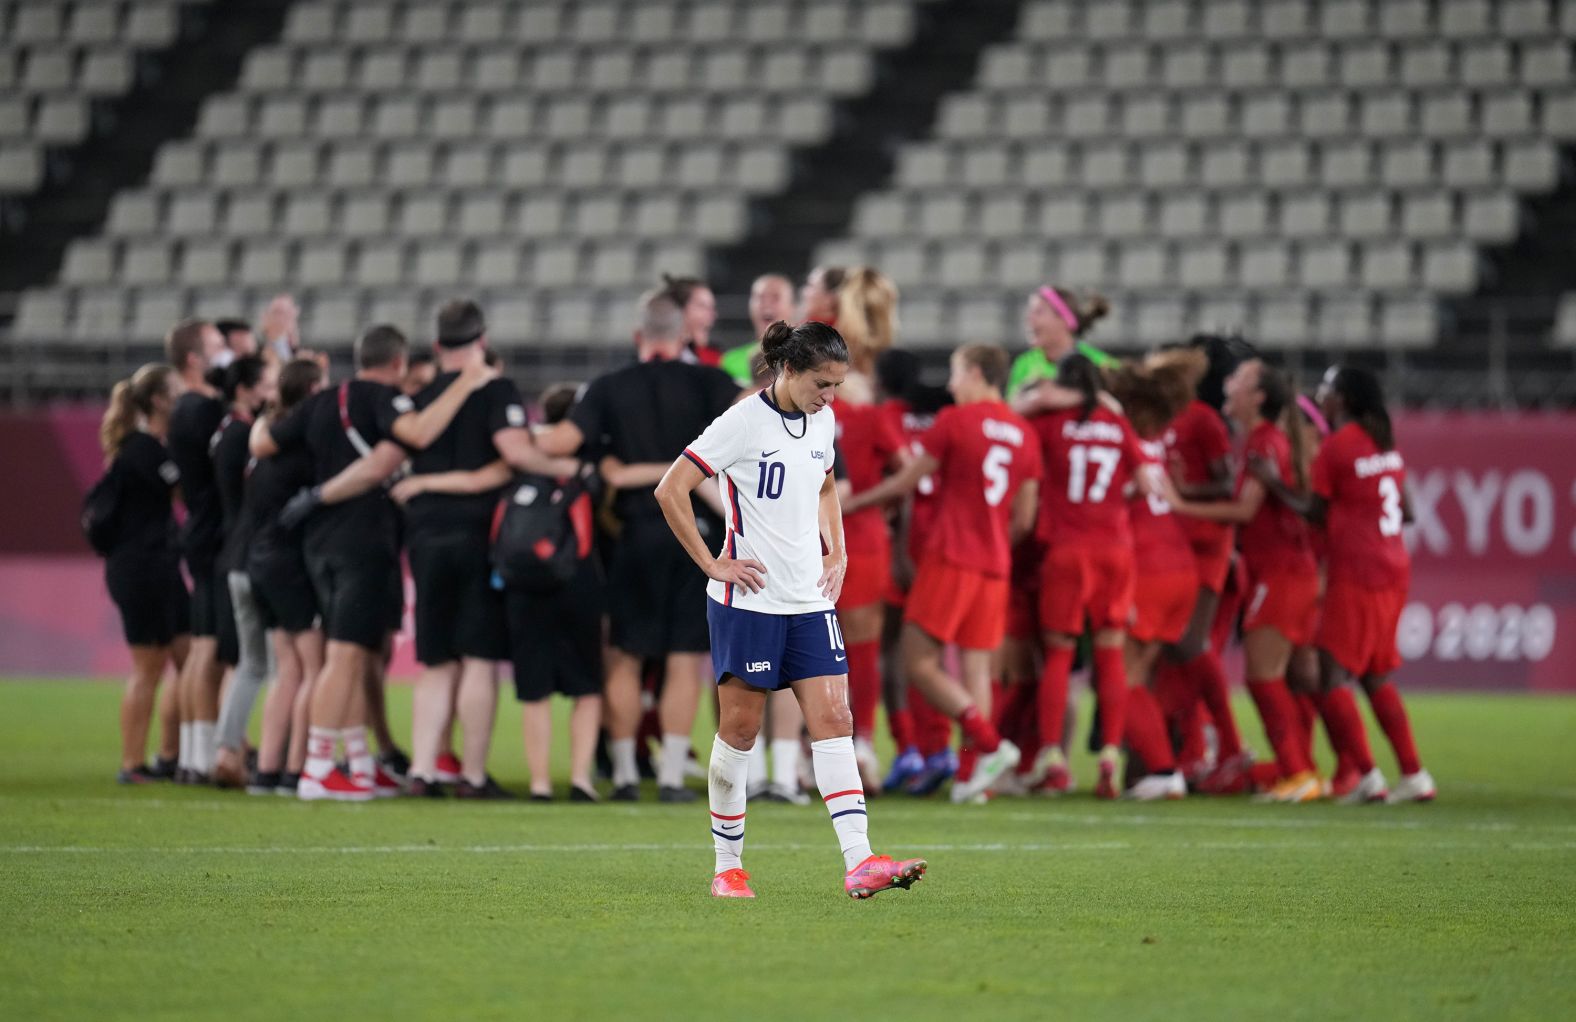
[1038,286,1079,333]
[1297,394,1330,437]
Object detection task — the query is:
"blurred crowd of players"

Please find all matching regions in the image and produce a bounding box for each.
[90,264,1435,807]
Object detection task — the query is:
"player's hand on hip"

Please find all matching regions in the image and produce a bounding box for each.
[818,554,847,603]
[709,557,767,594]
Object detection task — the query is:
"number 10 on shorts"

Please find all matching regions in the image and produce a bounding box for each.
[824,612,845,651]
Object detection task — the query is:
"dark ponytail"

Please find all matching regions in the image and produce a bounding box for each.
[1187,332,1259,411]
[1058,352,1102,422]
[1257,363,1311,490]
[760,320,850,376]
[1333,365,1394,451]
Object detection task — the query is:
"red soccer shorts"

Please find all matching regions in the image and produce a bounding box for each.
[1317,578,1407,679]
[1242,568,1321,648]
[1190,534,1234,594]
[1130,568,1199,645]
[1038,543,1134,637]
[905,557,1009,651]
[838,547,891,610]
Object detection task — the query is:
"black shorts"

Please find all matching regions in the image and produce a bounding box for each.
[185,554,221,638]
[304,541,398,652]
[507,559,604,702]
[213,561,240,666]
[106,552,190,647]
[409,531,506,666]
[607,515,711,656]
[249,548,319,634]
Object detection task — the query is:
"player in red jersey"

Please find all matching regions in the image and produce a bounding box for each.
[834,384,909,788]
[844,344,1040,803]
[1156,335,1256,791]
[870,349,956,793]
[1025,354,1174,799]
[1167,359,1325,802]
[1252,366,1434,805]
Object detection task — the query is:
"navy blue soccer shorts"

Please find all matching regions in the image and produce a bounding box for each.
[706,598,848,691]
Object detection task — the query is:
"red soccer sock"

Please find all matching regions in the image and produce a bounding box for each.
[888,705,915,752]
[997,682,1038,764]
[1292,691,1319,761]
[1185,651,1243,758]
[1366,682,1422,775]
[845,640,880,742]
[1247,678,1314,777]
[1092,646,1129,750]
[912,692,952,756]
[955,740,978,783]
[1317,687,1376,775]
[1037,645,1076,755]
[957,706,1002,754]
[1124,687,1177,773]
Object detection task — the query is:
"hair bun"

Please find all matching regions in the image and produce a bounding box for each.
[759,320,793,354]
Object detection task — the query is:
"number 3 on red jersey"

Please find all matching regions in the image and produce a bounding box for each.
[1377,475,1403,536]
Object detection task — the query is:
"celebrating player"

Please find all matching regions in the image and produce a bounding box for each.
[1253,366,1435,804]
[843,344,1041,804]
[654,320,925,900]
[1166,359,1324,802]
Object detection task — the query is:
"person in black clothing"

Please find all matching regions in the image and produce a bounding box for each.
[385,299,579,798]
[208,356,278,787]
[251,324,493,801]
[537,290,739,801]
[97,363,189,783]
[242,357,326,795]
[164,318,227,783]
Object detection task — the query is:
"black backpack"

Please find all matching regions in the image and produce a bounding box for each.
[81,464,123,556]
[490,471,596,592]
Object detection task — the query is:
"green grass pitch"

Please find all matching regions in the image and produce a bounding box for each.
[1,681,1572,1021]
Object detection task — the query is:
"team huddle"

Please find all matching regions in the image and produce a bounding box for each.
[89,267,1433,900]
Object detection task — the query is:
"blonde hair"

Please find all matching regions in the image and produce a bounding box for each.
[101,364,176,464]
[835,266,898,372]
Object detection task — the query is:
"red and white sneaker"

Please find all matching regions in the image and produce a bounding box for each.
[355,763,403,798]
[298,768,374,803]
[434,752,463,784]
[1036,761,1074,796]
[1197,751,1254,795]
[845,854,927,899]
[1094,759,1120,800]
[1337,767,1389,805]
[1386,769,1436,804]
[710,868,755,898]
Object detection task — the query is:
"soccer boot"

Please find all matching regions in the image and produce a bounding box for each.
[845,854,927,900]
[710,868,756,899]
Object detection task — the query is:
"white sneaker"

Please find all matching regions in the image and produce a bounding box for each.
[949,740,1020,803]
[1021,746,1064,789]
[1338,767,1389,805]
[989,769,1028,797]
[1385,768,1436,804]
[854,737,883,793]
[1125,772,1186,801]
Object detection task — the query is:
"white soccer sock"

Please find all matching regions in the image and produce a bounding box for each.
[708,736,750,874]
[178,722,192,769]
[610,738,639,787]
[343,725,375,779]
[747,738,769,790]
[812,737,873,871]
[771,738,800,792]
[192,720,216,775]
[304,726,338,780]
[657,733,691,790]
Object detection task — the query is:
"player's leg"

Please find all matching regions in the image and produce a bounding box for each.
[1242,625,1320,802]
[1174,585,1247,792]
[1121,638,1185,800]
[299,637,372,800]
[284,627,323,782]
[454,657,504,796]
[254,628,300,784]
[1315,650,1385,804]
[711,678,766,888]
[838,600,885,791]
[603,647,644,797]
[214,572,271,787]
[1360,671,1432,803]
[119,645,169,779]
[764,688,807,802]
[657,652,707,801]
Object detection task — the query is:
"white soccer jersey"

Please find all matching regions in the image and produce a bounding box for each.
[683,390,838,616]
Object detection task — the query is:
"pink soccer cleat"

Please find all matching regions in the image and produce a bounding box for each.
[844,854,927,900]
[710,868,756,898]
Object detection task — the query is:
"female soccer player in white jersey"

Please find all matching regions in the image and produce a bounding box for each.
[655,320,926,900]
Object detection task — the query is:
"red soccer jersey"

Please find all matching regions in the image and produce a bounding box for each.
[1033,406,1145,545]
[916,400,1041,578]
[1164,400,1235,550]
[1312,422,1411,590]
[1238,420,1318,578]
[880,398,942,563]
[1130,438,1197,575]
[836,401,905,556]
